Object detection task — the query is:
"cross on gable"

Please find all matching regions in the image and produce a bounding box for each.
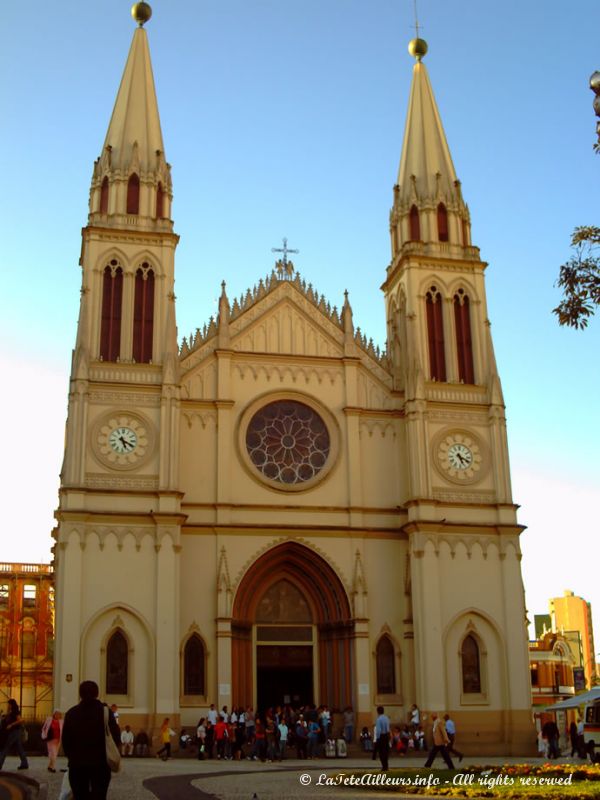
[272,237,300,279]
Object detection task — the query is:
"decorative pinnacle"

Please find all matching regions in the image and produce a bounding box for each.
[131,1,152,26]
[408,38,428,61]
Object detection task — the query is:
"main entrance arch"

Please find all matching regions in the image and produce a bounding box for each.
[231,542,354,712]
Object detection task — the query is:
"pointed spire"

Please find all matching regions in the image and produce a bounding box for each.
[397,45,458,207]
[218,281,231,348]
[341,289,355,355]
[102,25,164,174]
[388,39,471,256]
[89,8,172,225]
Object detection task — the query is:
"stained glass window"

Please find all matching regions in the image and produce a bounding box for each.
[246,401,330,485]
[376,636,396,694]
[106,630,128,695]
[461,634,481,693]
[183,635,205,695]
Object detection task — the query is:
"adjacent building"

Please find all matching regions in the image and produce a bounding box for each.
[52,5,534,753]
[550,590,596,689]
[0,563,54,720]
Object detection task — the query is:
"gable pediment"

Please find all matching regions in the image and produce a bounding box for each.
[230,287,344,358]
[179,273,393,393]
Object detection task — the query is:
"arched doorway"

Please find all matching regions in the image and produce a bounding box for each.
[231,542,354,713]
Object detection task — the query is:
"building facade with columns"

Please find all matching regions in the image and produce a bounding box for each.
[52,8,534,753]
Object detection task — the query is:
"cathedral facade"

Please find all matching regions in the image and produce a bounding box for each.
[53,7,533,753]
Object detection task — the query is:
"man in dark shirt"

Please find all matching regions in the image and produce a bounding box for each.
[542,719,560,760]
[62,680,120,800]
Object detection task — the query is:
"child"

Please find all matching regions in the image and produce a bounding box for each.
[360,726,373,752]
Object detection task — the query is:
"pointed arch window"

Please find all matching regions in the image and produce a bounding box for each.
[461,634,481,694]
[106,630,128,695]
[183,635,205,696]
[409,205,421,241]
[156,182,165,219]
[437,203,449,242]
[127,173,140,215]
[376,635,396,695]
[426,287,446,381]
[100,177,109,214]
[133,264,155,363]
[454,290,475,383]
[100,261,123,361]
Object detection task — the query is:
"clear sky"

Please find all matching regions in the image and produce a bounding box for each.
[1,1,598,653]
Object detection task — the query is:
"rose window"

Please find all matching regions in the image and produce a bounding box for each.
[245,400,330,485]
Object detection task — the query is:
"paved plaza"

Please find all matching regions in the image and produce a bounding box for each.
[0,754,587,800]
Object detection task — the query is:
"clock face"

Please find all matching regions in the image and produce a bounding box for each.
[94,413,151,469]
[447,442,473,470]
[108,427,138,454]
[436,432,483,483]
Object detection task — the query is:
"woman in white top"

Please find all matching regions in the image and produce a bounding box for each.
[409,704,420,730]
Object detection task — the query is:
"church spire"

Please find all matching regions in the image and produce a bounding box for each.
[89,2,172,227]
[389,39,471,259]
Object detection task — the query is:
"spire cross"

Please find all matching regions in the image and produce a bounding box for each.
[271,237,299,267]
[411,0,423,39]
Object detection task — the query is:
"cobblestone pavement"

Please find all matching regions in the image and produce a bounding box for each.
[0,754,587,800]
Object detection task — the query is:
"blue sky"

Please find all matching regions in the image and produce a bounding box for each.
[1,1,598,651]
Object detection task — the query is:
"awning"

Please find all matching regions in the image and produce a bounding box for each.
[544,686,600,711]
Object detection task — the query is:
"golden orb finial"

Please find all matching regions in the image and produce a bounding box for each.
[131,1,152,26]
[408,38,428,61]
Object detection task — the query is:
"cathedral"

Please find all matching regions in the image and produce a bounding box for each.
[53,3,534,753]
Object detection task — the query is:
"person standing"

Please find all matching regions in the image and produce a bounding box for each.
[41,710,63,772]
[443,714,463,763]
[207,704,218,726]
[343,706,355,744]
[409,704,420,731]
[569,721,578,758]
[374,706,391,772]
[196,717,206,760]
[204,720,215,759]
[295,716,308,759]
[244,707,255,744]
[0,699,29,771]
[253,717,266,762]
[307,719,320,759]
[277,718,288,761]
[61,680,120,800]
[542,719,560,760]
[214,716,228,759]
[109,704,120,730]
[424,712,455,769]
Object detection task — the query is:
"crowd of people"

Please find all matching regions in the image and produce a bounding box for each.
[0,688,595,799]
[191,702,344,762]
